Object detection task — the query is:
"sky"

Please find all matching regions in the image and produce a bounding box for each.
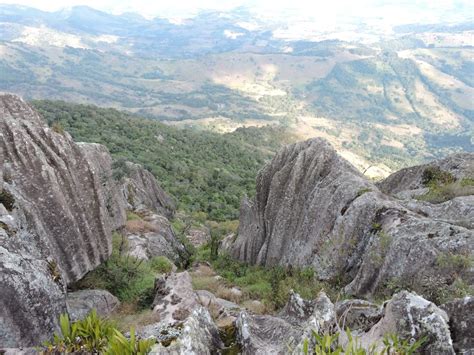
[1,0,472,23]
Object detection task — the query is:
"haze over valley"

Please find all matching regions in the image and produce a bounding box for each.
[1,1,473,176]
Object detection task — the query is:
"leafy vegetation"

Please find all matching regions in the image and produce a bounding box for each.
[417,167,474,203]
[42,310,155,354]
[32,100,291,221]
[73,232,173,308]
[301,329,425,355]
[194,247,338,311]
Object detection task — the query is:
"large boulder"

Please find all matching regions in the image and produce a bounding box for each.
[66,289,120,322]
[231,138,474,300]
[0,94,125,346]
[356,291,454,354]
[235,291,336,354]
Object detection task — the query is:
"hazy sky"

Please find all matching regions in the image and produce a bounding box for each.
[1,0,472,22]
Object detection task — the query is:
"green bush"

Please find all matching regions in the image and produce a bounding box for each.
[74,234,173,308]
[421,167,455,187]
[196,248,336,311]
[417,171,474,204]
[42,310,155,354]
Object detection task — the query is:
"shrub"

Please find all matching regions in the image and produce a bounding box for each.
[51,121,65,135]
[42,310,155,354]
[149,256,174,274]
[195,247,335,311]
[421,167,455,187]
[74,234,173,309]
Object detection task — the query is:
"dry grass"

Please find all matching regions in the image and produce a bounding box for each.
[125,219,158,234]
[241,300,269,315]
[108,302,160,332]
[215,285,243,304]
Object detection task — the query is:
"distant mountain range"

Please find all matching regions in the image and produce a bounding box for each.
[0,4,472,176]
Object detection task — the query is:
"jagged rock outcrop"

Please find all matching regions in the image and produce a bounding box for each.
[231,138,474,300]
[0,94,183,347]
[355,291,454,354]
[121,161,175,219]
[66,289,120,322]
[137,271,223,354]
[235,291,336,354]
[441,296,474,353]
[0,94,124,347]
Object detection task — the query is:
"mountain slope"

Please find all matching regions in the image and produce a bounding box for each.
[32,100,295,220]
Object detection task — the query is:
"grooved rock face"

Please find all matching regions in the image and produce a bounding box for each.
[0,94,122,346]
[232,138,474,299]
[122,161,175,219]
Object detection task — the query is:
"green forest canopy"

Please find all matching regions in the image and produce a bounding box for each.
[33,100,294,221]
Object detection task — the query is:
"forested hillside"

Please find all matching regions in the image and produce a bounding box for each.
[33,100,294,220]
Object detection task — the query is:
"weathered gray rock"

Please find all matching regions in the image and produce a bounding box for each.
[66,289,120,322]
[231,138,474,300]
[0,348,37,355]
[378,153,474,196]
[235,291,336,354]
[335,299,382,332]
[78,143,127,231]
[144,307,223,355]
[441,296,474,353]
[152,271,199,325]
[235,311,302,355]
[220,233,236,253]
[0,94,124,347]
[356,291,455,354]
[401,196,474,229]
[138,272,223,354]
[126,209,188,266]
[121,162,175,219]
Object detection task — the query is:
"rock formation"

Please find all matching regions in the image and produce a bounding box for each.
[137,271,224,354]
[355,291,455,354]
[121,161,175,219]
[0,94,185,347]
[231,138,473,300]
[0,94,122,347]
